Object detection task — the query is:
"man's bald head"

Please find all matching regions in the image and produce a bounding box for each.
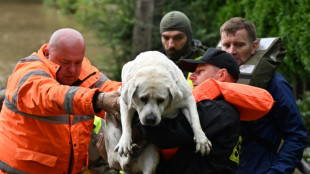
[45,28,86,85]
[47,28,85,52]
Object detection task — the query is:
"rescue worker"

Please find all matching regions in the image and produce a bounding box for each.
[159,11,207,77]
[220,17,307,174]
[133,48,274,174]
[0,28,121,174]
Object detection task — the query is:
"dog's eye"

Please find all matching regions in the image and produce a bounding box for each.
[157,98,164,104]
[140,97,148,103]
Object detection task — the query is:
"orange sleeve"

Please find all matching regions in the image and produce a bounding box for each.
[99,79,122,92]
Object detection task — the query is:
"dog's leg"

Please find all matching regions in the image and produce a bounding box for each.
[139,144,160,174]
[182,96,212,156]
[114,98,136,157]
[104,113,122,170]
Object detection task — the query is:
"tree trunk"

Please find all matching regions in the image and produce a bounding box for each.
[132,0,154,58]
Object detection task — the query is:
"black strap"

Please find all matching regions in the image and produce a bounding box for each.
[72,71,96,86]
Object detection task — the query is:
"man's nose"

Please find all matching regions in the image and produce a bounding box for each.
[168,39,175,48]
[227,45,236,54]
[189,73,196,81]
[67,64,75,73]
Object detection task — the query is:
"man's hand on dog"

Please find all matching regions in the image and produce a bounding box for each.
[99,91,121,127]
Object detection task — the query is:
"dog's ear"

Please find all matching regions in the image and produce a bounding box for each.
[122,79,137,109]
[168,82,183,104]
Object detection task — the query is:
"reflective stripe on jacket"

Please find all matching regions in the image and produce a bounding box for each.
[0,44,121,174]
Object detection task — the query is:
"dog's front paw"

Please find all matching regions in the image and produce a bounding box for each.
[194,133,212,156]
[130,144,142,158]
[114,136,132,157]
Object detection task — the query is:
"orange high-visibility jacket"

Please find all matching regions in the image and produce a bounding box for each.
[161,78,274,160]
[0,44,121,174]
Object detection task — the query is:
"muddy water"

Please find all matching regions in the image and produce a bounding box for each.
[0,1,112,87]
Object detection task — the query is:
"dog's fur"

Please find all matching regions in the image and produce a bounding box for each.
[104,51,211,174]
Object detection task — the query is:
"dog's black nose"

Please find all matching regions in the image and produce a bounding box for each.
[144,114,157,125]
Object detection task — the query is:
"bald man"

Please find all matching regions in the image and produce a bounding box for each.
[0,28,121,174]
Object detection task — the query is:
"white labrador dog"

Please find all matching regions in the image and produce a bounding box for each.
[105,51,211,174]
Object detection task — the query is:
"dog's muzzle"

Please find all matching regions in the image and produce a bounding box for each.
[144,113,157,126]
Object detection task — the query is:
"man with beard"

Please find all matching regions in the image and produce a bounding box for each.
[159,11,207,77]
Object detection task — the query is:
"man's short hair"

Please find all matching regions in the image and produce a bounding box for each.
[220,17,257,42]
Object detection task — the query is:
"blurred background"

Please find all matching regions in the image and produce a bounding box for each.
[0,0,110,86]
[0,0,309,172]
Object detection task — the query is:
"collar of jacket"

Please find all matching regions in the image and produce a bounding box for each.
[35,44,101,87]
[35,44,60,79]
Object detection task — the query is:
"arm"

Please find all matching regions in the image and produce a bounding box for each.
[135,99,240,150]
[268,72,307,174]
[13,68,119,117]
[93,72,122,121]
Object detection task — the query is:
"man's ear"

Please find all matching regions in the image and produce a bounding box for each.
[43,46,49,58]
[251,40,259,54]
[218,69,229,82]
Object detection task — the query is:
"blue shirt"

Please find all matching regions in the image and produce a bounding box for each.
[237,72,308,174]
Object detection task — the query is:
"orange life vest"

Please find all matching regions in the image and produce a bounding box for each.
[193,78,274,121]
[0,44,121,174]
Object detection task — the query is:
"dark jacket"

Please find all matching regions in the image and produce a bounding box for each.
[136,98,241,174]
[237,72,308,174]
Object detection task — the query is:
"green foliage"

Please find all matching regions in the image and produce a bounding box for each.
[297,91,310,144]
[74,0,135,80]
[304,147,310,166]
[42,0,77,14]
[42,0,57,6]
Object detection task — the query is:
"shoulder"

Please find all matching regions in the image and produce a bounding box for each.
[81,57,100,73]
[199,98,236,109]
[270,71,287,83]
[191,45,207,59]
[189,39,207,59]
[12,54,51,77]
[197,99,239,121]
[268,72,293,98]
[268,71,291,91]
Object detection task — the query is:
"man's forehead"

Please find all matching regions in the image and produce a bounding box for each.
[162,30,186,37]
[60,57,84,62]
[196,63,209,69]
[221,29,248,37]
[221,30,250,42]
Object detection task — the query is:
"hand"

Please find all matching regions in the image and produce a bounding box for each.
[100,91,121,127]
[96,133,108,162]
